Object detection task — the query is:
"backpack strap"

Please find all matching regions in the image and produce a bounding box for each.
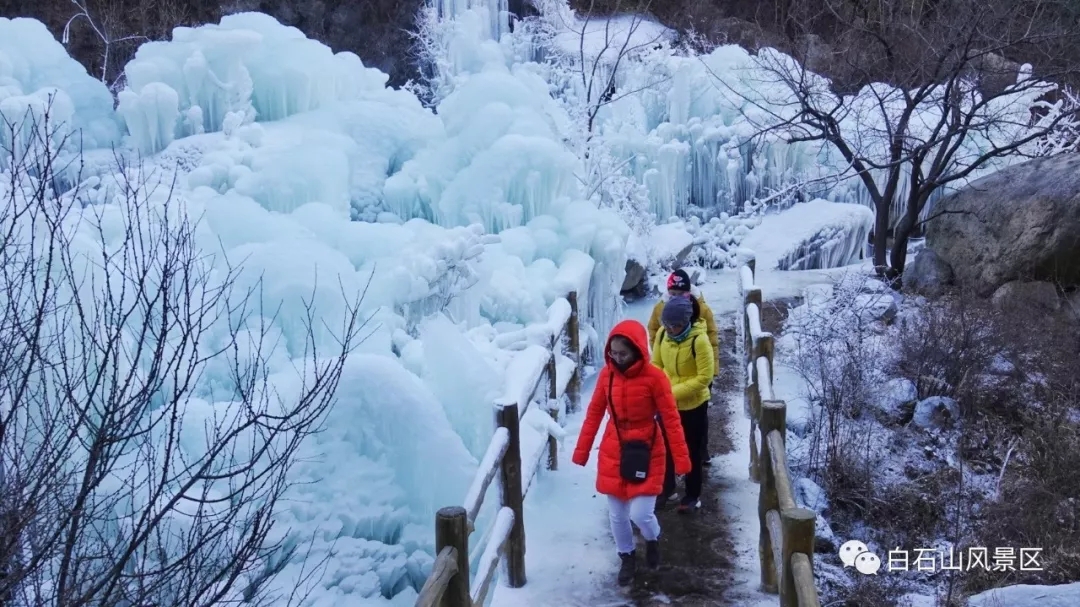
[660,328,698,359]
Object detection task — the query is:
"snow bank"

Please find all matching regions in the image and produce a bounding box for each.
[740,200,873,271]
[968,581,1080,607]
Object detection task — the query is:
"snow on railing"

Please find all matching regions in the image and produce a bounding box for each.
[416,290,584,607]
[739,250,821,607]
[463,428,510,526]
[469,507,515,607]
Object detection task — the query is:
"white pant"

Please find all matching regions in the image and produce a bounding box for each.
[607,495,660,554]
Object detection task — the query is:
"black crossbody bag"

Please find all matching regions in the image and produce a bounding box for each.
[606,372,658,483]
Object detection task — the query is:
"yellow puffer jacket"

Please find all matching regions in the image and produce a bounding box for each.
[650,319,715,411]
[647,290,719,371]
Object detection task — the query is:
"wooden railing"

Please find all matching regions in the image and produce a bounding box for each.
[738,251,821,607]
[415,291,583,607]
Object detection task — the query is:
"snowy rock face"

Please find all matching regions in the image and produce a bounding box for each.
[740,200,874,271]
[774,222,867,270]
[904,248,954,298]
[911,396,960,429]
[927,153,1080,296]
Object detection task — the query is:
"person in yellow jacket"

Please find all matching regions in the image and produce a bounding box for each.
[648,269,719,469]
[651,295,714,513]
[647,269,719,366]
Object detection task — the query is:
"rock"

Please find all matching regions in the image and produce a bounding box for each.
[621,258,647,294]
[926,153,1080,296]
[795,477,828,514]
[854,291,899,324]
[904,249,954,298]
[969,52,1023,98]
[1067,289,1080,320]
[877,378,918,414]
[814,515,839,555]
[672,242,694,268]
[795,33,834,74]
[900,593,938,607]
[991,280,1061,312]
[912,396,960,429]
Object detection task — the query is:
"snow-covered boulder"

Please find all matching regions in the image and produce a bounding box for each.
[968,581,1080,607]
[911,396,960,429]
[795,477,828,514]
[876,378,918,415]
[853,290,900,324]
[740,199,873,271]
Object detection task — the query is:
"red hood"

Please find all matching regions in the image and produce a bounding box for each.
[604,319,651,375]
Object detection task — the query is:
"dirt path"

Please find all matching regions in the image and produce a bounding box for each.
[620,298,803,606]
[623,313,741,606]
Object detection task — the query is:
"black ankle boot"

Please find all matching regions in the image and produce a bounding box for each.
[617,550,636,585]
[646,540,660,568]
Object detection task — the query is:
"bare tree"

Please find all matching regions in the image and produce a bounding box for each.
[534,0,671,140]
[0,99,367,606]
[714,0,1080,281]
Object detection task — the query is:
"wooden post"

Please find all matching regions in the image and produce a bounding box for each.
[780,507,817,607]
[743,289,762,360]
[748,355,761,483]
[747,256,756,275]
[546,348,559,471]
[495,402,527,587]
[566,291,581,413]
[435,506,470,607]
[761,400,787,446]
[758,401,787,593]
[749,385,761,483]
[758,333,776,385]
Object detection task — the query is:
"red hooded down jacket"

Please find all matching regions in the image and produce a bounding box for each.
[572,319,692,500]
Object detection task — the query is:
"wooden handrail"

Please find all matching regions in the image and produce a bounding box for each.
[415,291,583,607]
[739,252,821,607]
[416,546,459,607]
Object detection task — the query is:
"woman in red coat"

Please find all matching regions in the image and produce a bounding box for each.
[572,319,692,586]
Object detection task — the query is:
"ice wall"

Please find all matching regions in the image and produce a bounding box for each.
[430,0,512,41]
[119,12,394,154]
[386,22,628,339]
[518,5,1048,236]
[0,18,121,160]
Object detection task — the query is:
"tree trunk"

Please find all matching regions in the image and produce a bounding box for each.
[872,201,891,276]
[888,189,929,286]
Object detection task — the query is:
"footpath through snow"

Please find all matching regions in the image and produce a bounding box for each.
[489,268,834,606]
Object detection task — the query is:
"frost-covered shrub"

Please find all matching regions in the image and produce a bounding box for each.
[784,271,894,509]
[893,295,1006,413]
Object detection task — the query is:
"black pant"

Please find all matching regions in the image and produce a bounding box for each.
[702,400,710,459]
[661,402,709,501]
